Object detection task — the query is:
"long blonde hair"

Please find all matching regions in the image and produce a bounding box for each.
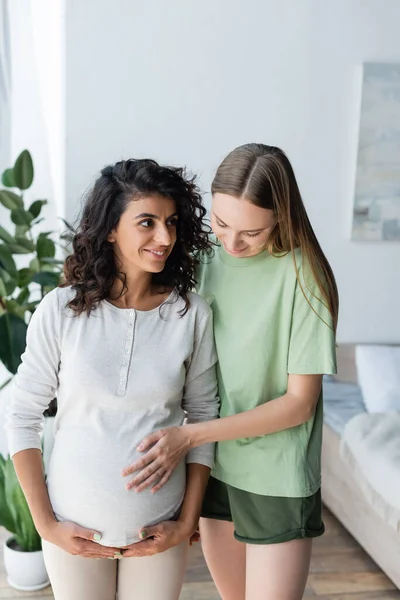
[212,143,339,332]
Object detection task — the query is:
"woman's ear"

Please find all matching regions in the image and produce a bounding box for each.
[107,231,116,243]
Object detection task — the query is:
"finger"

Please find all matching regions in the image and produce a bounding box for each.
[126,459,163,489]
[83,551,121,559]
[121,540,158,557]
[151,470,173,493]
[138,524,163,540]
[74,525,103,543]
[122,451,158,478]
[135,468,166,493]
[77,540,120,556]
[136,430,165,452]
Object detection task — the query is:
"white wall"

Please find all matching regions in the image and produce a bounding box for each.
[0,0,65,454]
[9,0,65,224]
[62,0,400,344]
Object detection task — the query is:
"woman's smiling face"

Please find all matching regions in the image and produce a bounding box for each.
[108,194,178,274]
[211,193,276,258]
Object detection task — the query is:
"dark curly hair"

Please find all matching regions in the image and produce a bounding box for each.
[63,159,212,315]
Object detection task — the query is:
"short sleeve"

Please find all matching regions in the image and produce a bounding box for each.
[287,270,337,375]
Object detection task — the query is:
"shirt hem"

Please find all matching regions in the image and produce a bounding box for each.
[211,469,321,498]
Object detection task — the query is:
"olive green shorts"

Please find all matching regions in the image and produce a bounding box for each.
[201,476,325,545]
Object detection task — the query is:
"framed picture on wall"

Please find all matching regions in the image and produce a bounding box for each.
[352,62,400,241]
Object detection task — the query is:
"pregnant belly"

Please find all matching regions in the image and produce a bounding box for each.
[46,428,185,547]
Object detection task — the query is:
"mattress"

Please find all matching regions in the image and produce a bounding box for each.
[323,376,366,435]
[341,412,400,531]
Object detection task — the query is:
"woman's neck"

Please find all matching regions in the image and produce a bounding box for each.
[108,269,170,311]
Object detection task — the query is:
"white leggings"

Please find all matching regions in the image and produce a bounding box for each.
[42,540,189,600]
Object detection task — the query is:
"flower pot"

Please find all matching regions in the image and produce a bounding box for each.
[3,536,50,591]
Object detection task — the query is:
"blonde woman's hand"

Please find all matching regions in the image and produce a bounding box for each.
[120,520,192,558]
[122,426,191,493]
[42,521,121,558]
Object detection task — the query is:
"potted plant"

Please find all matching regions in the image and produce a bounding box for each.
[0,149,73,387]
[0,453,49,590]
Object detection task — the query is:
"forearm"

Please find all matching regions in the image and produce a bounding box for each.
[178,463,210,533]
[186,391,314,447]
[12,449,57,537]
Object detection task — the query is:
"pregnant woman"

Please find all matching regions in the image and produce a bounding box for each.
[5,158,219,600]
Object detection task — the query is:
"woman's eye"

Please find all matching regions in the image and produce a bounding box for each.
[139,219,153,228]
[216,220,227,228]
[246,231,261,238]
[167,218,179,227]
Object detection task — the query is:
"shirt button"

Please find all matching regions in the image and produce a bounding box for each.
[125,349,129,354]
[129,322,134,328]
[123,361,129,366]
[129,311,134,317]
[121,377,126,383]
[127,336,132,341]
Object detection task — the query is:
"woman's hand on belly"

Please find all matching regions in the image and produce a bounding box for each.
[122,426,190,492]
[120,519,193,557]
[42,521,121,558]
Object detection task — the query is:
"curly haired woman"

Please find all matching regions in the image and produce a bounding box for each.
[5,159,219,600]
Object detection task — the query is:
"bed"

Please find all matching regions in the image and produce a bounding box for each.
[321,345,400,589]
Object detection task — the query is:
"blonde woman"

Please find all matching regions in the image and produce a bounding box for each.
[124,144,338,600]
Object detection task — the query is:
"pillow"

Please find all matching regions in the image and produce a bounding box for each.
[355,345,400,413]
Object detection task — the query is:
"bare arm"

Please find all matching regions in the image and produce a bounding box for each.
[187,374,322,445]
[12,449,56,537]
[178,463,210,533]
[124,374,322,488]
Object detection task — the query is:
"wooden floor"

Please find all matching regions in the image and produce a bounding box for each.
[1,508,399,599]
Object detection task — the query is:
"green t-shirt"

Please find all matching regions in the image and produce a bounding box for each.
[196,244,337,497]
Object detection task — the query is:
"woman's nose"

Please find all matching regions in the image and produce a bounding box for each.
[153,225,172,246]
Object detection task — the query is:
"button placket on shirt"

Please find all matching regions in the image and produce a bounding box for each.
[117,311,136,395]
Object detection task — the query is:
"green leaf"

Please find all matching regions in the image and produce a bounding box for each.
[40,257,64,265]
[0,268,17,296]
[5,244,33,255]
[0,225,15,245]
[0,245,17,277]
[4,457,41,551]
[18,268,34,288]
[31,271,60,288]
[13,150,34,191]
[1,168,16,188]
[0,312,27,374]
[0,456,17,534]
[0,277,7,297]
[0,190,23,211]
[28,200,47,219]
[0,376,12,391]
[25,300,40,312]
[7,303,29,320]
[15,236,35,252]
[29,257,40,272]
[16,287,30,305]
[5,299,19,313]
[11,209,34,226]
[15,224,30,237]
[37,235,56,259]
[60,232,74,243]
[60,217,75,232]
